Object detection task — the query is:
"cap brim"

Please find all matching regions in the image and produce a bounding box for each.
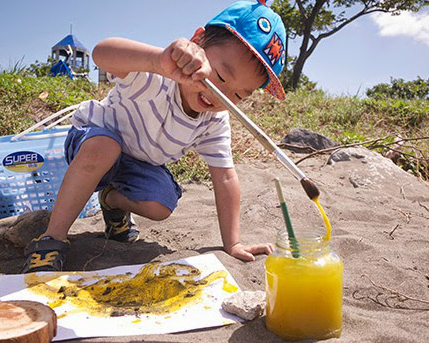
[224,24,286,100]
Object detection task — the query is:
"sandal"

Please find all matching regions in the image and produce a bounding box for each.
[22,236,70,273]
[98,185,139,243]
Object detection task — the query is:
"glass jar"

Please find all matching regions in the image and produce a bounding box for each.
[265,229,343,341]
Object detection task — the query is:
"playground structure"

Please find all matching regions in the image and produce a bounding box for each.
[50,34,90,80]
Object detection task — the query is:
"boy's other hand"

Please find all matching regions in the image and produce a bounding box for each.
[159,38,211,90]
[229,242,274,262]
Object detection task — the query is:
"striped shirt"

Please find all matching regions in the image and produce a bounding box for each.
[71,71,233,168]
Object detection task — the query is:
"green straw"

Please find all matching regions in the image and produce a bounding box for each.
[274,178,300,258]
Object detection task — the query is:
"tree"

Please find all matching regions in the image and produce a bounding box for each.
[271,0,428,90]
[366,76,429,100]
[26,56,55,77]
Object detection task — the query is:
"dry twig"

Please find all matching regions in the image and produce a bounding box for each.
[385,224,400,240]
[83,236,109,271]
[291,136,429,170]
[352,275,429,311]
[418,202,429,213]
[399,184,409,200]
[276,142,317,153]
[396,208,412,224]
[293,136,392,165]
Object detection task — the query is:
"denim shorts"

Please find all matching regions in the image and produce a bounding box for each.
[64,126,182,212]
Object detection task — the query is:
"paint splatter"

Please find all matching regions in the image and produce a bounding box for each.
[25,262,237,317]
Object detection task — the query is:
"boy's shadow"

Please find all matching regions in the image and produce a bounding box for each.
[67,232,175,272]
[0,232,174,274]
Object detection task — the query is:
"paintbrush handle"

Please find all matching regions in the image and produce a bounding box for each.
[274,178,300,258]
[203,79,306,181]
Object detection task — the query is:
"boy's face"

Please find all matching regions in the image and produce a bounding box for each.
[179,31,267,117]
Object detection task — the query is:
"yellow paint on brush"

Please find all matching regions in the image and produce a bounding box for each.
[25,262,237,318]
[313,197,332,241]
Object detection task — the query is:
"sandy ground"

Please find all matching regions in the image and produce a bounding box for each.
[1,148,429,342]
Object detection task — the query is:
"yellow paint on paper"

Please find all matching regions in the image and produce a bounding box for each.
[25,262,237,318]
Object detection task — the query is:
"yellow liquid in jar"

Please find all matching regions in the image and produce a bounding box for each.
[265,252,343,341]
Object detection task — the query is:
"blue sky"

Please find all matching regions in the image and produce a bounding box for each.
[1,0,427,96]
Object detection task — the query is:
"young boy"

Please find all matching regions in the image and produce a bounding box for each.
[22,0,287,273]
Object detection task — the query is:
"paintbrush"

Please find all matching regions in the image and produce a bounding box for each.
[202,79,319,200]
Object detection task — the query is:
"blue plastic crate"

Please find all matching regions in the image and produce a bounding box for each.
[0,125,99,219]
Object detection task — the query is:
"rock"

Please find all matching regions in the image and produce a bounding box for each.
[348,170,372,188]
[328,150,351,163]
[328,147,366,164]
[327,147,413,190]
[281,129,338,153]
[0,210,50,247]
[221,290,265,321]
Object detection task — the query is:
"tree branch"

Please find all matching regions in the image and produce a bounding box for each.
[295,0,307,21]
[318,8,391,41]
[305,7,393,57]
[299,0,329,59]
[290,136,429,165]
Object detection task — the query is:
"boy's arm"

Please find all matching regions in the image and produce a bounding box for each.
[209,166,273,261]
[92,36,210,88]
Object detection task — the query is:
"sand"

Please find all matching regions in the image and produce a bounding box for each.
[1,147,429,342]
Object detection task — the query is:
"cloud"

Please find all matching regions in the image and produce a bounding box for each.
[372,11,429,46]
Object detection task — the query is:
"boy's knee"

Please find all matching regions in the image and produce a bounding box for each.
[81,136,120,158]
[136,201,172,221]
[149,210,171,221]
[74,136,121,173]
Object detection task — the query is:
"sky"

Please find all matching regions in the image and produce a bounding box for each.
[0,0,428,97]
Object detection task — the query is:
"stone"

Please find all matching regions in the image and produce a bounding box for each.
[328,147,366,164]
[221,290,266,321]
[0,210,50,247]
[348,170,372,188]
[327,147,412,190]
[280,128,338,153]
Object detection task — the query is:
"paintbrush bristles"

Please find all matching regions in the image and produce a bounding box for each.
[300,178,320,200]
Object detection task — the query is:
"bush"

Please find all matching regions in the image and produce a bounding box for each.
[26,56,56,77]
[0,73,110,136]
[367,77,429,100]
[363,98,428,128]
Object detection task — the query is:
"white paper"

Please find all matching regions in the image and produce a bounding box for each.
[0,254,242,341]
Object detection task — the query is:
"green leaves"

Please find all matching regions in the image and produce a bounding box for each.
[271,0,428,89]
[367,77,429,101]
[0,73,109,137]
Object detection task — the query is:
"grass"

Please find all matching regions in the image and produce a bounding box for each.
[1,72,428,182]
[238,89,428,180]
[241,89,429,143]
[0,73,109,136]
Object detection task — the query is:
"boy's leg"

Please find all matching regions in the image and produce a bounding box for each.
[44,136,121,240]
[22,136,120,273]
[97,185,141,243]
[98,181,171,243]
[105,189,171,221]
[100,156,182,231]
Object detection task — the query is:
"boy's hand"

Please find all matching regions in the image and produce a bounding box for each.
[229,242,274,262]
[159,38,211,89]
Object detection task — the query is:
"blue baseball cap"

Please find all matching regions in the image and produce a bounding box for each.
[206,0,286,100]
